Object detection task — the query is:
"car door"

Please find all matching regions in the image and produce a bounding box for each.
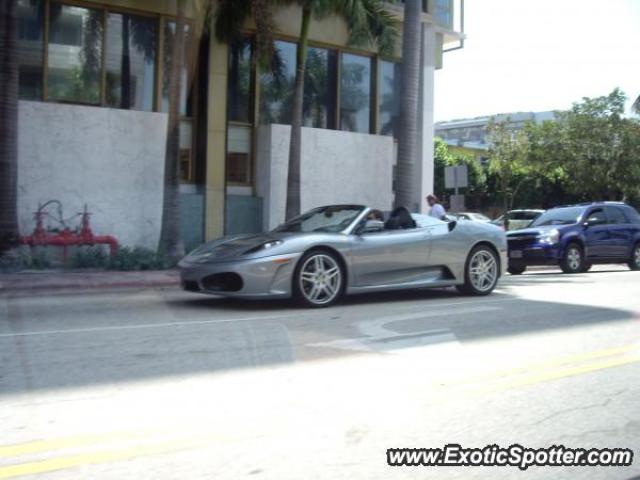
[349,226,432,287]
[582,208,612,258]
[605,206,634,258]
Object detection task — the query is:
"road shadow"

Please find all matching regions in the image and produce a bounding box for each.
[1,285,637,396]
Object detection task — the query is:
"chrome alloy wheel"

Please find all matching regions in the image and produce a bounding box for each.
[469,250,498,292]
[299,254,342,305]
[567,247,582,271]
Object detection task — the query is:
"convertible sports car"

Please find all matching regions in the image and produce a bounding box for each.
[179,205,508,307]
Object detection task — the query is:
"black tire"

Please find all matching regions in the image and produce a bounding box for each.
[508,264,527,275]
[628,243,640,271]
[292,249,345,308]
[456,245,500,296]
[560,243,584,274]
[581,262,593,273]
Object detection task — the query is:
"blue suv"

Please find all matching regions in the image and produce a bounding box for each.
[507,202,640,274]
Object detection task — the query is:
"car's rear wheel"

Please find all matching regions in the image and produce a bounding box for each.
[628,243,640,271]
[507,264,526,275]
[457,245,499,296]
[293,250,344,308]
[560,243,584,274]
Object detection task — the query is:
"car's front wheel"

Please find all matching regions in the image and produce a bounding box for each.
[292,250,344,308]
[457,245,499,296]
[560,243,584,274]
[628,243,640,271]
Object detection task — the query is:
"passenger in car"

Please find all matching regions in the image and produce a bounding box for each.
[385,206,417,230]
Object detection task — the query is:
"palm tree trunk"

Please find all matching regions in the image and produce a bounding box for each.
[285,6,311,221]
[158,0,186,258]
[0,0,19,253]
[395,0,421,210]
[120,15,131,109]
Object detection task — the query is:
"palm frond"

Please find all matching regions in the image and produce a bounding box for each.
[342,0,398,56]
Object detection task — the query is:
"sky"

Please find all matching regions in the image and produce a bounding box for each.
[434,0,640,122]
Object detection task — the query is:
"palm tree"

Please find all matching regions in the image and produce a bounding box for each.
[633,95,640,115]
[394,0,421,210]
[158,0,187,258]
[0,0,19,253]
[215,0,397,220]
[285,0,396,220]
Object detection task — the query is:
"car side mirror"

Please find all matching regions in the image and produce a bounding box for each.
[361,219,385,234]
[583,218,604,227]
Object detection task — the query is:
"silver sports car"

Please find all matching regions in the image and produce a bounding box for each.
[179,205,508,307]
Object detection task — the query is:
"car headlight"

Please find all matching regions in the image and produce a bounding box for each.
[537,229,560,244]
[243,240,283,255]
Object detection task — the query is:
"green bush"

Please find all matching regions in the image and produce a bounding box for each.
[0,246,53,272]
[107,246,176,271]
[69,246,109,269]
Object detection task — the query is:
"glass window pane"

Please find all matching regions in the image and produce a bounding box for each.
[434,0,453,27]
[105,13,157,111]
[340,53,371,133]
[226,126,251,184]
[303,47,337,129]
[162,20,191,116]
[228,39,252,122]
[47,3,103,104]
[17,0,44,100]
[379,60,401,138]
[259,40,296,125]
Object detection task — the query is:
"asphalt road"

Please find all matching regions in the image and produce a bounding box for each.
[1,265,639,480]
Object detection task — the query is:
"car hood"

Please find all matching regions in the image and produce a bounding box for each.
[183,233,287,262]
[507,224,571,237]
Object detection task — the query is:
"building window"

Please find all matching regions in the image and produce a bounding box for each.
[17,0,45,100]
[303,47,337,129]
[433,0,453,27]
[228,39,253,123]
[340,53,372,133]
[226,126,252,185]
[259,40,296,125]
[379,60,401,138]
[105,12,157,111]
[47,3,103,104]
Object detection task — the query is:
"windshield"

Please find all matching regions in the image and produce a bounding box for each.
[530,207,584,226]
[273,205,365,233]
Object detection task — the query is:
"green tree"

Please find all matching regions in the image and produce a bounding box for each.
[0,0,19,253]
[486,119,532,211]
[530,89,640,202]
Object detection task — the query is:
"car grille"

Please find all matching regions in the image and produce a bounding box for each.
[507,235,538,249]
[182,280,200,292]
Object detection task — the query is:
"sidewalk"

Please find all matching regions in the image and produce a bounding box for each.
[0,270,180,294]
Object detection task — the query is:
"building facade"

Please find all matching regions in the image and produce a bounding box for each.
[435,111,555,165]
[15,0,463,251]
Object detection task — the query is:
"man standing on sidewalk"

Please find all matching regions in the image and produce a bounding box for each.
[426,195,446,220]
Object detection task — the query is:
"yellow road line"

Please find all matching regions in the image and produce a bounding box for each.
[442,344,638,387]
[0,435,217,480]
[0,428,168,458]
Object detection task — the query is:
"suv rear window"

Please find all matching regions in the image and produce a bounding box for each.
[622,206,640,224]
[605,206,627,224]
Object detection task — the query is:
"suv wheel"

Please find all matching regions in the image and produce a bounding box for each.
[560,243,584,274]
[508,264,526,275]
[629,243,640,271]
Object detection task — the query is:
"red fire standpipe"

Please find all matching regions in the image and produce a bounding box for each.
[20,202,118,261]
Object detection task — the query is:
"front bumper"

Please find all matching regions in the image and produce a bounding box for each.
[508,242,562,266]
[179,253,302,299]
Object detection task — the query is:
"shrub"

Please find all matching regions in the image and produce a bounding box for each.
[69,246,109,269]
[107,246,176,271]
[0,246,53,272]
